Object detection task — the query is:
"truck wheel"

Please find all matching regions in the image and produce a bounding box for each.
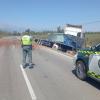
[76,61,87,80]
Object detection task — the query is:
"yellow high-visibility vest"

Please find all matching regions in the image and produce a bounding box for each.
[21,35,32,45]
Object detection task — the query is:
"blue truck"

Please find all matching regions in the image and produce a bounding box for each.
[48,33,84,52]
[40,24,84,52]
[47,24,84,52]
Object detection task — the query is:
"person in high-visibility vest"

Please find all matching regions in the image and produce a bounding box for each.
[21,33,33,68]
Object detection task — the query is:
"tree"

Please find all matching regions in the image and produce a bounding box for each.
[25,28,30,33]
[57,26,64,33]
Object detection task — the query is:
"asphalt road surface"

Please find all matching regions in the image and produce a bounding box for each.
[0,37,100,100]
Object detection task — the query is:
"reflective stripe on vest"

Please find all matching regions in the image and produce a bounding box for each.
[22,35,32,45]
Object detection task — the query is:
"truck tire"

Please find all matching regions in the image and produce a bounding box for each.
[76,61,87,80]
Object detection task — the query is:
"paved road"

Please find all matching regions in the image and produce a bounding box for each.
[0,37,100,100]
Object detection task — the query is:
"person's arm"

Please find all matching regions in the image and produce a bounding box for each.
[30,36,33,41]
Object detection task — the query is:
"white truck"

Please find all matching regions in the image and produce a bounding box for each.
[64,24,83,38]
[47,24,85,51]
[64,24,85,49]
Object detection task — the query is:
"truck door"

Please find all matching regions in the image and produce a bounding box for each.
[89,45,100,76]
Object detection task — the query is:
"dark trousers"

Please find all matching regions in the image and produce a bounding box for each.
[22,45,32,66]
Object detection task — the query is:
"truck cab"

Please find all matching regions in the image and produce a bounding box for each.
[74,43,100,81]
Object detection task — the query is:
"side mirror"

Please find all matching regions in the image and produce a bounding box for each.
[91,46,96,51]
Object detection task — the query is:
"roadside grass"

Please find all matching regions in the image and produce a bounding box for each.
[85,33,100,47]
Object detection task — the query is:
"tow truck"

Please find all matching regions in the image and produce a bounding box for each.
[74,43,100,81]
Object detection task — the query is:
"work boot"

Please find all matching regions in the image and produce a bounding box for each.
[29,63,34,69]
[23,63,28,68]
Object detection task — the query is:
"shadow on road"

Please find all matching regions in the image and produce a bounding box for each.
[72,69,100,90]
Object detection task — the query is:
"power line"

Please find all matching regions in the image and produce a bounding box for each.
[82,20,100,25]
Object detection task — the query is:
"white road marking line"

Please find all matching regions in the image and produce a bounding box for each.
[20,65,37,100]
